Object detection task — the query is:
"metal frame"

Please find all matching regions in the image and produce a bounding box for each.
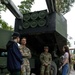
[1,0,23,19]
[46,0,56,13]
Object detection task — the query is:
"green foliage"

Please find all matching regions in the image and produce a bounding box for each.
[74,50,75,54]
[0,19,13,31]
[18,0,75,14]
[56,0,75,14]
[0,1,13,31]
[67,40,71,47]
[18,0,34,14]
[0,1,7,19]
[0,4,6,12]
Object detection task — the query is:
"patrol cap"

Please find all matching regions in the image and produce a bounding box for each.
[12,32,20,37]
[44,46,49,49]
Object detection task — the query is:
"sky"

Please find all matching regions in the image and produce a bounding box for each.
[1,0,75,47]
[64,3,75,47]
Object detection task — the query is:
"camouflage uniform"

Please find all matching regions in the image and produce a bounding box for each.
[40,52,52,75]
[19,45,31,75]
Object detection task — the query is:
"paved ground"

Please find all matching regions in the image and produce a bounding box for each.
[70,70,75,75]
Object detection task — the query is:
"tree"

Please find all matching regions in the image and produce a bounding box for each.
[0,0,6,12]
[0,3,6,12]
[56,0,75,14]
[0,19,13,31]
[67,40,71,47]
[0,1,7,17]
[8,25,13,31]
[18,0,75,14]
[0,1,13,31]
[18,0,34,14]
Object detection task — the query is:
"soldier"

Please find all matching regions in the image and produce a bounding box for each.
[19,37,31,75]
[40,46,52,75]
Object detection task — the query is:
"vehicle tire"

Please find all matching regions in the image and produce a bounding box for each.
[50,61,57,75]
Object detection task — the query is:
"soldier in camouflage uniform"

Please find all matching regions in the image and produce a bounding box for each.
[19,37,31,75]
[40,46,52,75]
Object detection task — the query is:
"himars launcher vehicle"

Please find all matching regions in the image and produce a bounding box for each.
[0,0,67,75]
[15,10,67,75]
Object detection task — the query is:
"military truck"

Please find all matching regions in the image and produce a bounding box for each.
[0,0,67,75]
[14,10,67,75]
[0,29,13,52]
[0,13,67,75]
[0,29,13,74]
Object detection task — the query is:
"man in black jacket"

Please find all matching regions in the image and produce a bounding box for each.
[6,32,23,75]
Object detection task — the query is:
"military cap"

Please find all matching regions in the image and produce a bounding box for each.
[44,46,49,49]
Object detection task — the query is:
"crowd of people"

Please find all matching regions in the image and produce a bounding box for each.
[6,32,71,75]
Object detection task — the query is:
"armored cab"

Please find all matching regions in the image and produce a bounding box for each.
[15,10,67,75]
